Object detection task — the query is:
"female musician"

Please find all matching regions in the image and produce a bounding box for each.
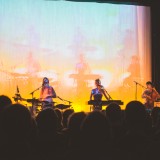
[90,79,109,110]
[40,77,56,108]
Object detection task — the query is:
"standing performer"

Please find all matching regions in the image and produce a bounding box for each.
[90,79,109,110]
[142,81,160,110]
[40,77,56,109]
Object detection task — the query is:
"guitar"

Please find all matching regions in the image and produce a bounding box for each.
[143,88,160,108]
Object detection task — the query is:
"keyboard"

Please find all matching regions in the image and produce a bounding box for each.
[88,100,124,106]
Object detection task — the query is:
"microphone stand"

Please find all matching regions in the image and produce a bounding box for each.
[58,96,72,105]
[57,96,64,101]
[104,89,112,100]
[30,86,42,96]
[133,81,146,100]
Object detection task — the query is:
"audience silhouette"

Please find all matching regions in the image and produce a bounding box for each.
[0,95,12,115]
[0,95,160,160]
[0,103,33,159]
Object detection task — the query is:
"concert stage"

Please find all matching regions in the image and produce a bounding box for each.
[0,0,158,112]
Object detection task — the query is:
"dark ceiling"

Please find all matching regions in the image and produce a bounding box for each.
[65,0,153,6]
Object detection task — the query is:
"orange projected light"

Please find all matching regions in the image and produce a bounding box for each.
[0,53,150,112]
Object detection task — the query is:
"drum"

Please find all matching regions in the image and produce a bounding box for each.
[41,101,56,110]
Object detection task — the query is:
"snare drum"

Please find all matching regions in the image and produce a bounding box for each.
[41,101,55,110]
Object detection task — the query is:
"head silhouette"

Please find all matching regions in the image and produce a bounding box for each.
[68,112,86,134]
[36,108,58,134]
[0,95,12,114]
[81,111,109,147]
[62,109,74,128]
[125,101,146,129]
[54,108,62,122]
[54,108,63,130]
[106,103,121,125]
[1,103,32,141]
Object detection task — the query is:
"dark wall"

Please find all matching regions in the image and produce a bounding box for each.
[151,2,160,92]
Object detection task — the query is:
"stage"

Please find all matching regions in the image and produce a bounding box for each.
[0,0,152,112]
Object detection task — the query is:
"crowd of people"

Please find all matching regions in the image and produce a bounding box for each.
[0,95,160,160]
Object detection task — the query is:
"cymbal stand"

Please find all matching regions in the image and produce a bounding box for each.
[58,96,72,106]
[29,85,42,116]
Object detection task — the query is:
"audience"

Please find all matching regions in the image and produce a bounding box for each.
[80,111,110,159]
[63,112,86,160]
[67,112,86,148]
[0,103,33,159]
[54,108,63,131]
[35,108,66,159]
[116,101,151,160]
[0,94,160,160]
[106,102,125,142]
[0,95,12,115]
[62,109,74,128]
[151,107,160,131]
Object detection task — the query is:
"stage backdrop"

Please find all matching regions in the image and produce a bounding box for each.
[0,0,151,111]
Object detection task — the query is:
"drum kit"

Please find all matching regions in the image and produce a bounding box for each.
[12,93,72,117]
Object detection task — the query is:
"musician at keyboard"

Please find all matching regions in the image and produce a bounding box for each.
[90,79,109,110]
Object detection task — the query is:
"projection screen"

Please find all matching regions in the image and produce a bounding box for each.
[0,0,151,111]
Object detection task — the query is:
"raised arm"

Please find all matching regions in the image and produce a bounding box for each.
[102,90,109,100]
[90,92,93,100]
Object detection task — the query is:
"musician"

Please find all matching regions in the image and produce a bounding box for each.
[40,77,56,108]
[90,79,109,110]
[142,81,160,110]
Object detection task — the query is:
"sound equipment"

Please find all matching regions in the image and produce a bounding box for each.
[154,99,160,107]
